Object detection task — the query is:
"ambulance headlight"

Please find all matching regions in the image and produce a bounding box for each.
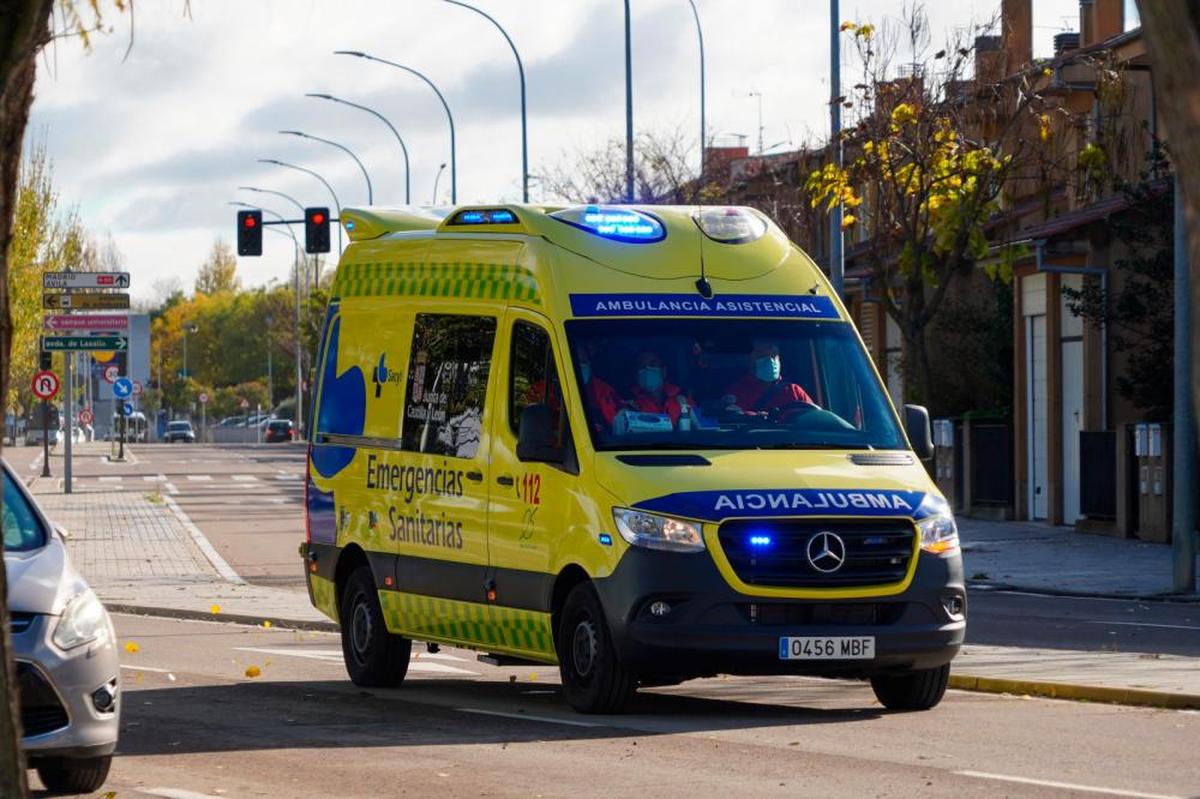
[917,513,959,555]
[612,508,705,553]
[53,590,110,650]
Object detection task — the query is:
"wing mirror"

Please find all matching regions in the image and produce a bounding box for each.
[904,404,934,461]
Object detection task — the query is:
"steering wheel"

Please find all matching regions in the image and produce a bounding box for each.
[767,401,819,424]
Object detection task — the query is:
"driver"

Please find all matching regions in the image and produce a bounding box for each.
[722,339,815,415]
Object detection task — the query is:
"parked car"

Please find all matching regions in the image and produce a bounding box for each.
[265,419,294,443]
[164,420,196,443]
[3,459,119,793]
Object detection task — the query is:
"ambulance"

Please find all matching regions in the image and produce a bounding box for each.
[303,204,966,714]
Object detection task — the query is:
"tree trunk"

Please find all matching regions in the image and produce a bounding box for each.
[0,2,56,796]
[1137,1,1200,447]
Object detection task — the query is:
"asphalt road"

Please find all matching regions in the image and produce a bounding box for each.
[9,442,1200,656]
[32,613,1199,798]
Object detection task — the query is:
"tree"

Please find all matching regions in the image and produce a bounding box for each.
[806,11,1069,406]
[193,238,239,295]
[1137,1,1200,446]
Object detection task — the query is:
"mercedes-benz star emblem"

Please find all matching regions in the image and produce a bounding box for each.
[806,531,847,574]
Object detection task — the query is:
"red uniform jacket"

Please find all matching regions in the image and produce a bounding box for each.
[724,374,813,412]
[630,382,688,425]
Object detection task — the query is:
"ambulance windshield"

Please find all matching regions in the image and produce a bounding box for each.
[564,319,906,452]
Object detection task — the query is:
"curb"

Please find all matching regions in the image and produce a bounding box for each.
[949,673,1200,710]
[967,581,1200,604]
[107,603,339,633]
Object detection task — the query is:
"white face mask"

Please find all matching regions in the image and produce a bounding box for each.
[638,366,663,393]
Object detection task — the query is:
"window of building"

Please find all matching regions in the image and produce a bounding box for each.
[401,314,497,458]
[509,321,562,438]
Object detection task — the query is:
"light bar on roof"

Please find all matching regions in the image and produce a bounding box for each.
[694,207,767,244]
[448,208,518,225]
[550,205,666,243]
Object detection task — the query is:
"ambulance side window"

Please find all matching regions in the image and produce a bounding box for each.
[509,321,561,438]
[401,313,497,459]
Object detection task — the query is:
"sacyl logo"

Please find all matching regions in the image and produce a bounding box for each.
[371,353,402,398]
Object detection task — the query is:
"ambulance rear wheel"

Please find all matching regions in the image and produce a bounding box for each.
[340,566,411,687]
[558,582,636,714]
[870,663,950,711]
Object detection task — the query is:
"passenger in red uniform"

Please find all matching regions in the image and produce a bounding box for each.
[576,345,622,432]
[723,339,815,415]
[629,352,690,426]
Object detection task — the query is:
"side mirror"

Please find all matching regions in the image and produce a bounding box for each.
[517,404,564,463]
[53,523,71,541]
[904,404,934,461]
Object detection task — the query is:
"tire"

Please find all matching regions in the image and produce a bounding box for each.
[339,566,411,687]
[870,663,951,711]
[557,582,636,714]
[36,755,112,794]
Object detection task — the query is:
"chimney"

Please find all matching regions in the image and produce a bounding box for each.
[1091,0,1123,43]
[1002,0,1032,74]
[975,35,1003,86]
[1054,31,1080,55]
[1079,0,1093,47]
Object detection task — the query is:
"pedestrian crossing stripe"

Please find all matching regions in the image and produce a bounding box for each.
[378,590,556,662]
[332,261,540,305]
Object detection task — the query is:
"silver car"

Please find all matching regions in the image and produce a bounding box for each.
[3,460,119,793]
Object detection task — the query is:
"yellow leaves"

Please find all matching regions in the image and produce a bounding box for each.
[1078,142,1107,170]
[890,103,917,127]
[839,20,856,32]
[841,214,857,230]
[124,641,139,654]
[1042,67,1054,78]
[244,665,262,679]
[261,620,272,629]
[839,21,874,38]
[210,604,221,615]
[1038,114,1052,143]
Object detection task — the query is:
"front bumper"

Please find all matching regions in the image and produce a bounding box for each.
[12,614,120,759]
[592,546,965,679]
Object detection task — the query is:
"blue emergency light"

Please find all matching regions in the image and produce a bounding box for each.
[449,208,518,226]
[748,534,773,548]
[550,205,666,243]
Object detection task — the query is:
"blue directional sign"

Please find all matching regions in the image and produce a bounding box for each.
[112,377,133,399]
[122,402,134,416]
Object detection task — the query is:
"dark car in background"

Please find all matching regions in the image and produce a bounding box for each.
[164,420,196,443]
[264,419,293,443]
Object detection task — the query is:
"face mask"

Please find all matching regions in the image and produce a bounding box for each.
[754,355,781,382]
[580,363,591,385]
[638,366,663,393]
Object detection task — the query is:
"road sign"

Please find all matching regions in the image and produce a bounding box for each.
[43,293,130,310]
[199,392,209,404]
[43,272,130,290]
[43,314,128,332]
[122,402,134,416]
[31,370,59,400]
[113,377,133,399]
[132,379,144,397]
[239,398,249,410]
[78,409,94,426]
[42,335,128,352]
[103,364,120,384]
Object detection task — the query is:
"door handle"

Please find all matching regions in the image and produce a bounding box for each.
[496,475,515,487]
[465,470,483,482]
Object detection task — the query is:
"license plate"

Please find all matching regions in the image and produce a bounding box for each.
[779,636,875,660]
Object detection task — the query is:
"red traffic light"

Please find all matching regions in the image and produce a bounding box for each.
[312,212,325,225]
[244,215,257,228]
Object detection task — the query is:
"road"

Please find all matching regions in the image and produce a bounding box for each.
[8,441,1200,657]
[30,612,1198,798]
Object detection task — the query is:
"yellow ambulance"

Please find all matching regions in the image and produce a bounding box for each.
[303,204,965,714]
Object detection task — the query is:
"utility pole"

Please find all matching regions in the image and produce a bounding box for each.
[1172,178,1196,592]
[624,0,634,202]
[829,0,845,299]
[266,314,274,414]
[63,354,72,494]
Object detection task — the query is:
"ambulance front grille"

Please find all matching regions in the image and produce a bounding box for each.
[717,519,915,589]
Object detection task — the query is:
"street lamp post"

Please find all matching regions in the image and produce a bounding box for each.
[238,185,305,217]
[280,130,373,205]
[182,322,198,417]
[829,0,844,299]
[442,0,528,202]
[687,0,706,184]
[306,94,411,204]
[432,163,447,205]
[264,226,305,442]
[258,157,343,256]
[335,51,457,204]
[265,313,274,415]
[624,0,634,202]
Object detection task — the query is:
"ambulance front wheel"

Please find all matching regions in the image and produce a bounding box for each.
[869,663,950,711]
[340,566,412,687]
[558,582,637,714]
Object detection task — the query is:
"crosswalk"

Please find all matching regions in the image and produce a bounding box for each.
[66,472,305,494]
[232,646,481,676]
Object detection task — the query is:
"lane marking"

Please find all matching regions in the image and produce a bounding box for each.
[232,474,258,481]
[143,788,228,799]
[186,474,212,482]
[98,475,122,483]
[274,473,300,481]
[1085,621,1200,631]
[455,707,600,728]
[162,494,244,585]
[144,474,167,482]
[233,647,477,674]
[164,482,179,495]
[121,664,175,674]
[955,771,1184,798]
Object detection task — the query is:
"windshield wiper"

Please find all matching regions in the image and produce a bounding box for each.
[753,443,875,451]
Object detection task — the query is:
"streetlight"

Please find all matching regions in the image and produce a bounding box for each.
[442,0,528,202]
[238,185,305,217]
[265,313,274,415]
[749,91,764,155]
[334,51,457,204]
[306,93,411,204]
[280,130,373,205]
[263,225,305,441]
[432,163,447,205]
[182,322,198,419]
[624,0,634,202]
[258,158,343,255]
[686,0,706,184]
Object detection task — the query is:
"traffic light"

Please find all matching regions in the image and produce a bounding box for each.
[39,351,51,370]
[237,210,262,256]
[305,207,331,254]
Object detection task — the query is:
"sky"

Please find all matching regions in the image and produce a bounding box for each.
[27,0,1081,303]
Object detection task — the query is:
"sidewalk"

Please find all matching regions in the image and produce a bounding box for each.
[959,517,1199,599]
[21,450,1200,710]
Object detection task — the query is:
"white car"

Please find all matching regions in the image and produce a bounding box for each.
[3,460,120,793]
